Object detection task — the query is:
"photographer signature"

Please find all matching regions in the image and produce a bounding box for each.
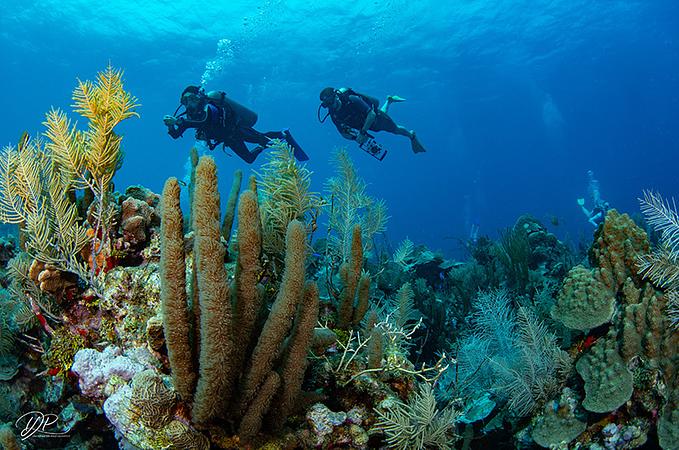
[15,411,69,440]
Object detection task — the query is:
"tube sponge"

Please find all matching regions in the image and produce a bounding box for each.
[269,281,320,429]
[160,177,195,403]
[239,372,280,439]
[353,273,371,327]
[192,156,235,424]
[231,190,263,380]
[338,224,364,329]
[240,219,306,414]
[221,169,242,242]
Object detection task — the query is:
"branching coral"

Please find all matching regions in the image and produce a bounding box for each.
[0,65,138,290]
[0,308,14,357]
[0,136,90,277]
[393,238,415,271]
[256,140,324,263]
[496,225,531,293]
[637,190,679,326]
[374,382,459,450]
[325,148,387,261]
[455,290,569,417]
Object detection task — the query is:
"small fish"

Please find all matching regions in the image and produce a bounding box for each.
[18,131,30,149]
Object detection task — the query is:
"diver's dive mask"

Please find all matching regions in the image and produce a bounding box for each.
[173,85,205,117]
[318,90,338,123]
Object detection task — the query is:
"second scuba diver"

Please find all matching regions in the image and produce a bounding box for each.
[318,87,427,154]
[163,85,308,163]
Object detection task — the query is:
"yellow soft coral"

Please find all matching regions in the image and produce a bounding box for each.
[0,65,138,287]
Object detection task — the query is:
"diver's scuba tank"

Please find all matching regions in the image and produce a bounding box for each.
[205,91,258,128]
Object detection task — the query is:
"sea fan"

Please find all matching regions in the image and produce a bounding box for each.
[455,290,568,417]
[638,190,679,325]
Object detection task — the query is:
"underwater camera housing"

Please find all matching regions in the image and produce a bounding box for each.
[360,137,387,161]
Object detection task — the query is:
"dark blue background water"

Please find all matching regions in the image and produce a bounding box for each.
[1,1,677,258]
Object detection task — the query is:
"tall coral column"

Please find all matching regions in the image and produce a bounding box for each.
[160,177,196,403]
[191,156,235,424]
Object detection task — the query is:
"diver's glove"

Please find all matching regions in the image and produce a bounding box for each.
[577,198,585,206]
[355,132,369,145]
[163,115,177,127]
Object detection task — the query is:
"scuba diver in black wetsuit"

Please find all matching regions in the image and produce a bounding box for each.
[163,85,308,163]
[318,87,427,155]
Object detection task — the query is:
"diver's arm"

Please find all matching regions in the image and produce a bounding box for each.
[347,95,374,135]
[340,129,357,140]
[589,212,602,227]
[360,109,376,134]
[165,106,211,138]
[332,118,357,140]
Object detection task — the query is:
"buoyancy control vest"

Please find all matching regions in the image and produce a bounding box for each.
[205,90,258,128]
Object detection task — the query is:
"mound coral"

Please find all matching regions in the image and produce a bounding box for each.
[575,338,633,413]
[553,265,615,331]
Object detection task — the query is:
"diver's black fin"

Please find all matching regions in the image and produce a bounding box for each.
[283,129,309,161]
[410,132,427,153]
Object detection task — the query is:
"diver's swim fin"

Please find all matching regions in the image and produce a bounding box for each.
[410,132,427,153]
[283,129,309,161]
[388,95,406,103]
[283,130,309,161]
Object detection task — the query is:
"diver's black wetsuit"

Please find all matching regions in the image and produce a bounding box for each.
[167,103,287,163]
[328,93,399,136]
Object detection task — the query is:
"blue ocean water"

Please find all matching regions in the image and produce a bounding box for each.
[1,0,677,258]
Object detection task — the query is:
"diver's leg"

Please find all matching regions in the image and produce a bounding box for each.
[392,125,413,138]
[371,111,425,152]
[229,140,262,164]
[379,95,407,113]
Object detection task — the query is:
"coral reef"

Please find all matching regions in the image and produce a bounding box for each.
[303,403,369,449]
[103,370,208,450]
[2,66,677,450]
[72,345,157,398]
